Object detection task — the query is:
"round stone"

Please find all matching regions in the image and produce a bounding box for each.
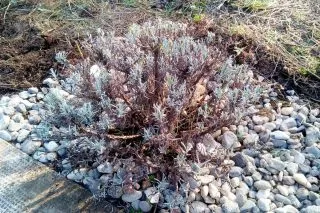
[17,129,30,143]
[0,130,12,141]
[257,198,271,212]
[281,107,294,116]
[222,131,238,149]
[44,141,59,152]
[139,201,152,212]
[21,140,42,155]
[122,190,142,202]
[190,201,210,213]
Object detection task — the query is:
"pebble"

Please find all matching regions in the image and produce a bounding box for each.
[0,114,10,130]
[271,131,290,140]
[28,114,41,125]
[46,152,57,161]
[122,190,142,202]
[222,131,238,149]
[67,169,87,182]
[209,183,220,199]
[305,127,320,146]
[281,107,294,116]
[17,129,30,143]
[293,173,311,188]
[198,175,214,185]
[302,206,320,213]
[44,141,59,152]
[139,201,152,212]
[229,167,243,177]
[190,201,210,213]
[145,187,160,204]
[257,198,271,211]
[222,200,240,213]
[21,140,41,154]
[254,180,272,190]
[28,87,39,94]
[0,130,12,141]
[240,200,256,212]
[97,162,113,174]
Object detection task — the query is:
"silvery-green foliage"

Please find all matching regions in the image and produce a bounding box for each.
[166,74,187,112]
[55,51,68,65]
[34,121,52,140]
[75,102,95,125]
[143,127,155,142]
[152,104,166,124]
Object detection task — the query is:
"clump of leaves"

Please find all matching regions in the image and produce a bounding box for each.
[41,19,261,183]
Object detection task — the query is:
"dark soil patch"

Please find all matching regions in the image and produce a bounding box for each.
[0,14,72,95]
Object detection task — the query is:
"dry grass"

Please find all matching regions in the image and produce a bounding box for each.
[207,0,320,79]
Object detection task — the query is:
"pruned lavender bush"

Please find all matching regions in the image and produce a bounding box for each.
[39,19,262,192]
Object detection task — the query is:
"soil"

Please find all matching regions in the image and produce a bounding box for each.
[0,5,319,102]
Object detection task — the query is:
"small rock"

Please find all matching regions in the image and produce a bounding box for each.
[275,205,299,213]
[257,198,271,212]
[7,120,23,132]
[43,78,59,88]
[122,190,142,202]
[46,152,57,161]
[67,169,87,182]
[21,140,41,154]
[0,130,12,141]
[296,188,309,200]
[240,200,256,212]
[19,91,30,99]
[190,201,210,213]
[305,146,320,158]
[209,183,220,199]
[269,158,286,171]
[231,153,248,167]
[44,141,59,152]
[28,87,39,94]
[271,131,290,140]
[97,162,113,174]
[281,107,294,116]
[201,185,209,198]
[28,114,41,125]
[222,131,238,149]
[252,115,269,125]
[222,200,240,213]
[107,185,123,199]
[280,117,297,131]
[198,175,215,185]
[301,206,320,213]
[277,185,289,196]
[305,127,320,146]
[17,129,30,143]
[145,187,160,204]
[0,114,10,130]
[254,180,272,190]
[293,173,311,188]
[275,194,291,205]
[139,201,152,212]
[229,167,243,177]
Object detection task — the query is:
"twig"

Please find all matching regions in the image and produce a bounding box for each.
[3,1,11,24]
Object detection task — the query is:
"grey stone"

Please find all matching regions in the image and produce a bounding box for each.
[275,205,299,213]
[20,100,34,109]
[12,113,24,123]
[256,189,271,200]
[305,146,320,158]
[229,167,243,177]
[222,200,240,213]
[46,152,57,161]
[281,107,294,116]
[302,206,320,213]
[17,129,30,143]
[288,194,302,208]
[240,200,256,212]
[28,87,39,94]
[21,140,41,155]
[257,198,271,212]
[299,164,311,174]
[190,201,210,213]
[280,118,297,131]
[201,185,209,198]
[19,91,30,99]
[139,201,152,212]
[15,103,27,114]
[4,106,15,116]
[209,183,220,199]
[309,192,320,201]
[145,187,160,204]
[222,131,238,149]
[254,180,272,190]
[67,169,87,182]
[296,112,307,124]
[277,185,289,196]
[243,133,259,146]
[264,122,277,131]
[305,127,320,146]
[43,78,59,88]
[269,158,286,171]
[232,153,248,167]
[271,131,290,140]
[0,130,12,141]
[43,141,59,152]
[293,173,311,188]
[252,116,269,125]
[0,114,10,130]
[286,162,299,175]
[28,114,41,125]
[7,120,23,132]
[198,175,214,185]
[275,194,291,205]
[296,188,309,200]
[97,162,113,174]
